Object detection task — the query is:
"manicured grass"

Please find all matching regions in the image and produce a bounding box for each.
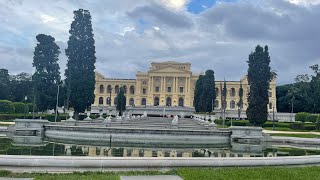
[2,166,320,180]
[270,133,320,138]
[0,124,10,127]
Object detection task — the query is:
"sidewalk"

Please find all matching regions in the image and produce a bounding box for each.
[263,130,320,135]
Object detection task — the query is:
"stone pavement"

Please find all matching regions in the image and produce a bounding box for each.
[263,130,320,135]
[120,175,183,180]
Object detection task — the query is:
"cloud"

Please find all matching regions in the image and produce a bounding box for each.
[0,0,319,85]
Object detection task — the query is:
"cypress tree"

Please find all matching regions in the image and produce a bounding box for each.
[0,69,10,100]
[32,34,61,112]
[237,82,244,120]
[194,75,204,112]
[65,9,96,119]
[246,45,272,126]
[116,87,126,116]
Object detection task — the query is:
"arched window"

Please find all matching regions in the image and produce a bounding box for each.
[215,88,219,96]
[214,100,219,108]
[106,97,111,105]
[269,102,273,109]
[230,88,236,97]
[115,85,119,94]
[123,85,127,94]
[99,97,103,105]
[130,85,135,95]
[178,97,184,107]
[142,80,147,85]
[154,97,159,106]
[166,97,172,106]
[230,100,236,109]
[99,85,104,93]
[129,98,134,106]
[107,85,112,94]
[141,98,146,106]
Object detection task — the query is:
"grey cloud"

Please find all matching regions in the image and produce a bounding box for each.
[127,3,194,29]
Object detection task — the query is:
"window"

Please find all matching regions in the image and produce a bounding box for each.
[142,88,146,94]
[129,98,134,106]
[107,85,112,93]
[130,86,135,95]
[141,98,146,106]
[155,86,160,92]
[230,100,236,109]
[268,91,272,97]
[269,103,273,109]
[123,85,127,94]
[99,85,104,93]
[142,80,147,85]
[214,100,219,108]
[215,88,219,96]
[230,88,236,97]
[179,87,184,93]
[167,87,171,93]
[115,85,119,94]
[99,97,103,105]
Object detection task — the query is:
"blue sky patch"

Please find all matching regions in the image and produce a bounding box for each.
[187,0,238,14]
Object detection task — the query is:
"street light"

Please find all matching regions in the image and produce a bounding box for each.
[54,82,60,123]
[24,96,28,119]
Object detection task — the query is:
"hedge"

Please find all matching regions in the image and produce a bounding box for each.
[0,100,15,114]
[262,122,291,128]
[289,122,305,130]
[305,114,319,123]
[304,124,316,131]
[295,112,309,122]
[12,102,27,114]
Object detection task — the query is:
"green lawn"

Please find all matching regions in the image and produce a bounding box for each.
[2,166,320,180]
[270,133,320,138]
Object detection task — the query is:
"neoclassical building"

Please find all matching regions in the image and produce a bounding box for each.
[94,61,277,112]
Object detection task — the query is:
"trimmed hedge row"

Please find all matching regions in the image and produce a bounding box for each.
[295,112,320,123]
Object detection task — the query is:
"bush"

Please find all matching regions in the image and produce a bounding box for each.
[232,120,252,126]
[305,114,319,123]
[289,122,305,130]
[0,100,15,114]
[262,122,291,128]
[45,114,68,122]
[12,102,27,113]
[295,112,309,122]
[304,124,316,131]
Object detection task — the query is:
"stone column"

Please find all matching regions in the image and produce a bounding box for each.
[185,77,187,94]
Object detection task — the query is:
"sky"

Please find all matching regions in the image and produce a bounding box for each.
[1,0,320,85]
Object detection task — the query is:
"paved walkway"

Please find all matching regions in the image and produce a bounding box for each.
[263,130,320,135]
[0,122,14,125]
[120,175,183,180]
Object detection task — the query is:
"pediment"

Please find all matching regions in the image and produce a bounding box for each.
[148,65,191,74]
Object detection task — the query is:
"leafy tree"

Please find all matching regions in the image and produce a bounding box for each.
[65,9,96,119]
[0,69,10,100]
[237,82,243,120]
[9,72,33,102]
[32,34,61,112]
[193,70,216,113]
[194,75,204,112]
[246,45,272,126]
[116,87,126,116]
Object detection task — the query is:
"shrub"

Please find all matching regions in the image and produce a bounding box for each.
[45,114,67,122]
[295,112,310,122]
[262,122,291,128]
[305,114,319,123]
[0,100,15,114]
[12,102,27,113]
[289,122,305,130]
[232,120,252,126]
[304,124,316,131]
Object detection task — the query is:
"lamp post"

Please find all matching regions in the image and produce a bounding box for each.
[109,86,112,106]
[24,96,27,119]
[272,106,275,131]
[54,82,60,123]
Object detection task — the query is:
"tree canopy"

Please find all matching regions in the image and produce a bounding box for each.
[246,45,272,126]
[65,9,96,118]
[32,34,61,112]
[194,70,216,113]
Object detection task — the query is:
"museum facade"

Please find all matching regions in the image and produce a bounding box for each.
[93,61,277,112]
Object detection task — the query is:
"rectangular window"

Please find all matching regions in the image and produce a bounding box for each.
[179,87,184,93]
[167,87,171,93]
[155,86,160,92]
[143,88,146,94]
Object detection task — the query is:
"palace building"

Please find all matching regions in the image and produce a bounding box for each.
[94,61,277,112]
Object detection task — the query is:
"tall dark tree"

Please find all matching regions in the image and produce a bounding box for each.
[65,9,96,119]
[116,87,126,116]
[246,45,272,126]
[193,70,216,113]
[0,69,10,100]
[32,34,61,112]
[237,82,244,120]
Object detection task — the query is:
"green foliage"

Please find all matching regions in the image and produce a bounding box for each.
[0,69,10,100]
[262,122,291,128]
[65,9,96,115]
[305,114,319,123]
[33,34,61,112]
[0,113,67,121]
[295,112,310,122]
[271,133,320,138]
[194,70,216,113]
[289,122,305,130]
[0,100,15,114]
[246,45,272,126]
[304,124,316,131]
[9,72,33,102]
[12,102,27,113]
[116,87,126,116]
